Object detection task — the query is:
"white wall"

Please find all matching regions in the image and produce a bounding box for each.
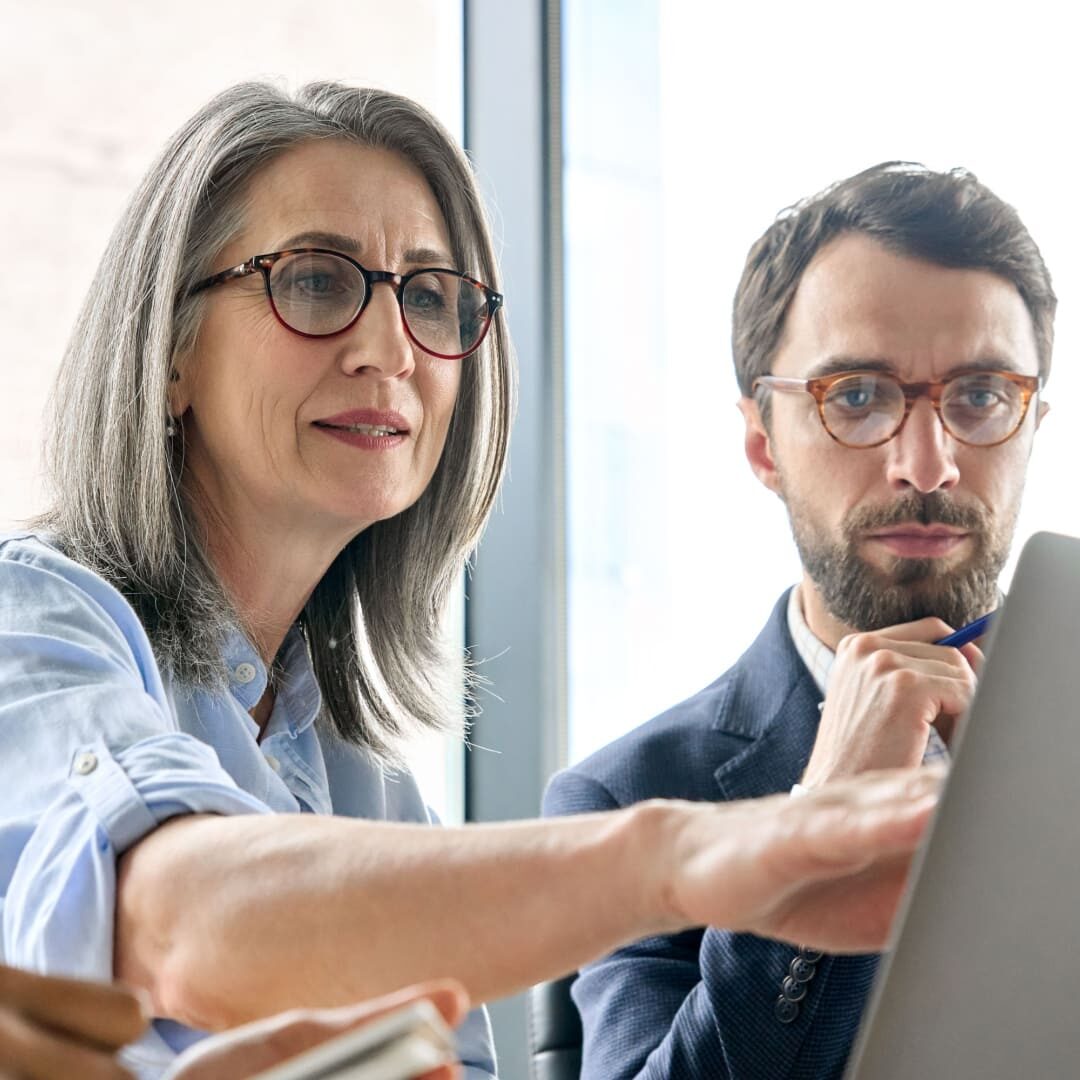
[564,0,1080,762]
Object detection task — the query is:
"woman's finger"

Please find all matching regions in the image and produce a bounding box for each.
[0,966,148,1051]
[0,1006,134,1080]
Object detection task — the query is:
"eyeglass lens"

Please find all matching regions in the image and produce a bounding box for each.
[821,372,1028,447]
[267,251,491,355]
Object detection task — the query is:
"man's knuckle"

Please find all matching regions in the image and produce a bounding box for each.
[868,649,899,677]
[845,633,877,659]
[890,665,921,692]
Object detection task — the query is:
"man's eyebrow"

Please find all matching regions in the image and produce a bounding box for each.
[941,357,1030,377]
[805,357,896,379]
[278,231,454,267]
[805,356,1030,379]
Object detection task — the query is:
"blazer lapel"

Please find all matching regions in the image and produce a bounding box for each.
[712,590,824,802]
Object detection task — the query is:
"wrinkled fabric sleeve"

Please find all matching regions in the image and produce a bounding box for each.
[0,540,272,982]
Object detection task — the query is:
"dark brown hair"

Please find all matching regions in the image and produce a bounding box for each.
[732,162,1056,399]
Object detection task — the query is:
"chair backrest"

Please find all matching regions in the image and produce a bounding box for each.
[527,974,582,1080]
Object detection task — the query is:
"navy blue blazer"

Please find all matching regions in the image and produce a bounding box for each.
[543,591,879,1079]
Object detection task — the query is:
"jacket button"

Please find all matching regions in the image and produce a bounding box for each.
[774,996,799,1024]
[799,946,824,963]
[790,957,816,982]
[781,975,807,1002]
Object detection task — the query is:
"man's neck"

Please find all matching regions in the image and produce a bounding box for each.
[798,575,856,651]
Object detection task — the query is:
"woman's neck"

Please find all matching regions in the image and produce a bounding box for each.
[191,494,359,666]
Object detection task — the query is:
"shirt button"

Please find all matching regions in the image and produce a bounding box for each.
[799,946,824,963]
[233,662,258,685]
[790,957,817,983]
[781,975,808,1002]
[73,752,98,776]
[264,754,282,774]
[774,996,800,1024]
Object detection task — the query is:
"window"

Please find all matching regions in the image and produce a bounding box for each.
[563,0,1078,763]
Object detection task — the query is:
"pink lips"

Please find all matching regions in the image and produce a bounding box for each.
[866,525,970,559]
[312,408,411,451]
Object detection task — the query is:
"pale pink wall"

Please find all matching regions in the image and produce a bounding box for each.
[0,0,463,527]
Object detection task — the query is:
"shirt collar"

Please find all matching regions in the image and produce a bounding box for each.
[786,585,834,697]
[221,625,323,738]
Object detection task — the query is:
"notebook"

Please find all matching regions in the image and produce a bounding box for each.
[846,530,1080,1077]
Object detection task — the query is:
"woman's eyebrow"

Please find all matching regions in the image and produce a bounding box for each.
[278,231,454,267]
[279,229,361,252]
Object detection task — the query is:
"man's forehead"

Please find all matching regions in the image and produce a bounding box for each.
[774,233,1040,379]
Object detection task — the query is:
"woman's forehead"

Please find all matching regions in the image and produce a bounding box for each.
[238,139,453,264]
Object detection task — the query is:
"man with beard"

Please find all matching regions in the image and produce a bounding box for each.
[542,162,1055,1079]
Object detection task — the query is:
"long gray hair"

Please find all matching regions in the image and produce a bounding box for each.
[38,81,514,764]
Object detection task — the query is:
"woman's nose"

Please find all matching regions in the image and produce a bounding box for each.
[338,284,417,380]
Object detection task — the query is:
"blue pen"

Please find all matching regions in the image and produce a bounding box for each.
[934,611,996,648]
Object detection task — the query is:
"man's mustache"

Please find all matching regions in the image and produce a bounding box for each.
[845,492,989,534]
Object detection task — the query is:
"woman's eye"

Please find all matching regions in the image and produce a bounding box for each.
[411,289,443,309]
[296,273,336,294]
[275,256,355,301]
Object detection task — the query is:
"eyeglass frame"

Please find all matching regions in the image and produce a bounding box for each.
[188,247,505,361]
[752,368,1043,449]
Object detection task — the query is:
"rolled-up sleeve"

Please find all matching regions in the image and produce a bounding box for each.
[0,536,270,981]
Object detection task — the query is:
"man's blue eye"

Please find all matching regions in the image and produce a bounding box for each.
[965,389,999,409]
[827,381,880,411]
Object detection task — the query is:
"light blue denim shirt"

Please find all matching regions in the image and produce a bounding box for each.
[0,532,496,1079]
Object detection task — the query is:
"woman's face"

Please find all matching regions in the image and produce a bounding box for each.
[173,139,462,547]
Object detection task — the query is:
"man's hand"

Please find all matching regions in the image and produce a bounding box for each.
[167,980,467,1080]
[659,766,943,953]
[0,963,148,1079]
[801,618,982,788]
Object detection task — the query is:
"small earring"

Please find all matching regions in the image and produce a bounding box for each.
[166,417,177,438]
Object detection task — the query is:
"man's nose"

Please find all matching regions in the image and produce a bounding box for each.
[884,397,960,493]
[338,284,416,380]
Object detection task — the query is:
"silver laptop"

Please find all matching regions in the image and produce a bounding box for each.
[846,530,1080,1078]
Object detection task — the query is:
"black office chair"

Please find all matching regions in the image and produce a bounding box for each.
[527,974,582,1080]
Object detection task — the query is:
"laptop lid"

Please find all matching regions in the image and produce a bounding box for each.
[846,530,1080,1078]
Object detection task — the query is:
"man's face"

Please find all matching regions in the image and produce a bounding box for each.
[742,232,1046,634]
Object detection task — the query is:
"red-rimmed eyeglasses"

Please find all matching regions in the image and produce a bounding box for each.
[190,248,504,361]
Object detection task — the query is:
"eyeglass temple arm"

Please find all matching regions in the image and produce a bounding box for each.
[753,375,809,394]
[190,260,260,294]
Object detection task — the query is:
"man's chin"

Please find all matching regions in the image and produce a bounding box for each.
[877,555,954,587]
[813,553,999,631]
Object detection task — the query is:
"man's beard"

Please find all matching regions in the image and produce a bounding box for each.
[782,487,1015,632]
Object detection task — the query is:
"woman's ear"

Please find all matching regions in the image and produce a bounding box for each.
[167,355,192,420]
[738,395,782,496]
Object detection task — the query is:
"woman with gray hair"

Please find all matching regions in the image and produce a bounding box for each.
[0,81,940,1079]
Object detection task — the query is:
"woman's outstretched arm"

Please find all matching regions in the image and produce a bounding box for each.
[116,766,939,1030]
